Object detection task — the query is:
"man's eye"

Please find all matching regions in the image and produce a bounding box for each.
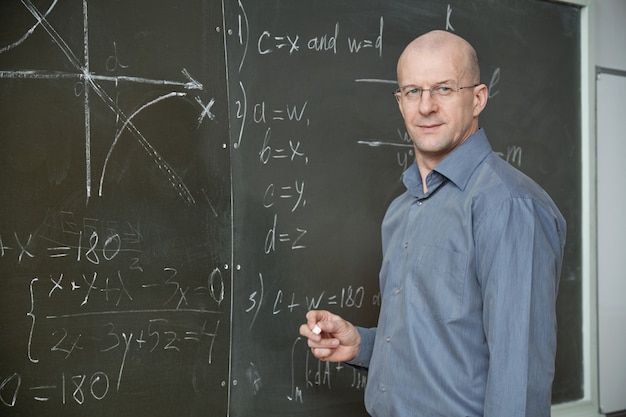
[406,88,420,96]
[436,86,453,94]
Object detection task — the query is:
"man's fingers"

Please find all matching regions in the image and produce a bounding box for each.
[307,336,339,349]
[311,347,333,359]
[299,323,316,339]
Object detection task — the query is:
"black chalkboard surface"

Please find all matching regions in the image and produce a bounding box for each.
[1,0,582,416]
[225,0,583,415]
[0,1,231,416]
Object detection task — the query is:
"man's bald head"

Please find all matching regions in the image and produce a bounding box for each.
[398,30,480,85]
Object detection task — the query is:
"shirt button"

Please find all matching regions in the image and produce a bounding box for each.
[417,201,423,206]
[386,336,391,343]
[403,242,408,249]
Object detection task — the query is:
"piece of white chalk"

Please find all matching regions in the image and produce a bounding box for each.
[312,325,322,335]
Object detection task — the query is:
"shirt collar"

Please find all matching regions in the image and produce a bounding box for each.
[403,128,493,195]
[432,128,492,191]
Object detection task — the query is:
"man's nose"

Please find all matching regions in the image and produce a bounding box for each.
[418,92,438,114]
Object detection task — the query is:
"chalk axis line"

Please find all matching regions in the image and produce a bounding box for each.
[0,0,216,205]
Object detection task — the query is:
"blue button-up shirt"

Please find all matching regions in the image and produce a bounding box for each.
[350,129,566,417]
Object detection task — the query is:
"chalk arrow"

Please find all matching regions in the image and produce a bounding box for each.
[182,68,203,90]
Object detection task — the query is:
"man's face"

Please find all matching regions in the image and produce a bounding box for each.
[396,45,483,169]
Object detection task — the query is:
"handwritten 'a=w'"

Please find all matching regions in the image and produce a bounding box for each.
[0,0,208,205]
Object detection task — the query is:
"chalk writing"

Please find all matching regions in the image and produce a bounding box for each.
[2,371,110,405]
[446,4,455,31]
[0,205,225,409]
[346,18,384,57]
[17,267,224,406]
[259,128,310,165]
[254,101,310,125]
[265,214,308,253]
[263,181,307,212]
[0,0,215,205]
[272,286,367,315]
[489,67,501,98]
[286,337,368,404]
[255,18,383,57]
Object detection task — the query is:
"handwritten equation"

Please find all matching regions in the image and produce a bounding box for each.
[0,207,225,409]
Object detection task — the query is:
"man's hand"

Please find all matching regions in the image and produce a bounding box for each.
[299,310,361,362]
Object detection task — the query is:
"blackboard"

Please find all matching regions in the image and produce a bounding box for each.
[1,0,583,416]
[0,1,231,416]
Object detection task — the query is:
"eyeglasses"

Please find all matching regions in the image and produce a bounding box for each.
[393,83,479,103]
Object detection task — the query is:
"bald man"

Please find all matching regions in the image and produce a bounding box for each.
[300,30,566,417]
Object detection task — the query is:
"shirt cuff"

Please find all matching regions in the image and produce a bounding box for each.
[346,326,376,369]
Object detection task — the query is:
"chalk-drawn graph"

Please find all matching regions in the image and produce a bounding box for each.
[0,0,216,205]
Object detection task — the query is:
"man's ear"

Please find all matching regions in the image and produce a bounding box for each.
[473,84,489,117]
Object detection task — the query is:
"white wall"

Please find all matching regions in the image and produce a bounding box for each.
[597,71,626,415]
[595,0,626,415]
[595,0,626,70]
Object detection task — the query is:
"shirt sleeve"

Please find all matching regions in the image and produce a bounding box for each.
[475,197,565,417]
[346,326,377,369]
